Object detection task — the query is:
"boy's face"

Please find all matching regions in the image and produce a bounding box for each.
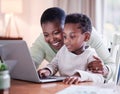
[63,23,89,53]
[42,21,64,50]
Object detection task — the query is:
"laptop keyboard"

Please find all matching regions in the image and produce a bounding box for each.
[40,76,66,80]
[40,76,59,79]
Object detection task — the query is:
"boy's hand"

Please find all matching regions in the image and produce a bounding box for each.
[63,73,81,84]
[38,68,51,78]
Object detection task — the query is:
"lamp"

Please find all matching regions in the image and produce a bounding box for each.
[0,0,23,40]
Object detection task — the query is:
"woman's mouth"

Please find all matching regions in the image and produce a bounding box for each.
[52,42,60,46]
[50,41,63,50]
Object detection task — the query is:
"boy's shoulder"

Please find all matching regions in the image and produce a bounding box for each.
[58,45,67,52]
[85,46,96,53]
[56,45,68,54]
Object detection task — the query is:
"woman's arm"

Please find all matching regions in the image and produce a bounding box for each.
[87,27,114,80]
[30,34,46,69]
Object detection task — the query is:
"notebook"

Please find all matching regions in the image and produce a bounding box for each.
[0,40,66,83]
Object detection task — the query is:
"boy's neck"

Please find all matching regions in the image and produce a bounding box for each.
[72,46,85,55]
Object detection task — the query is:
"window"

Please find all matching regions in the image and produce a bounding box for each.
[104,0,120,44]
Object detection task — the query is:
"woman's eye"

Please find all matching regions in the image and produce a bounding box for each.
[44,34,49,37]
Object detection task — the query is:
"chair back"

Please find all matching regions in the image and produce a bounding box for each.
[110,34,120,84]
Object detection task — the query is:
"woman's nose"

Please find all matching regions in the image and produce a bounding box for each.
[49,35,55,42]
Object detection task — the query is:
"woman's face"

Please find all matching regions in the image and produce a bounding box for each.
[41,21,64,50]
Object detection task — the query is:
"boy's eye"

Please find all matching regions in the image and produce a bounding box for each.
[70,34,76,39]
[63,35,66,39]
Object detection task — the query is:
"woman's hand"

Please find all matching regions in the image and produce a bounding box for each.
[87,56,109,77]
[38,68,51,78]
[63,73,81,84]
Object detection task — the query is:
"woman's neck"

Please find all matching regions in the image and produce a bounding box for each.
[49,45,58,53]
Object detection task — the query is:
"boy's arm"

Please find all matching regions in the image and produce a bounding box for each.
[73,48,105,83]
[38,68,51,78]
[43,48,62,75]
[45,56,59,75]
[73,69,105,83]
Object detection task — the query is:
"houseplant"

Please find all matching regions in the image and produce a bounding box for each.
[0,58,10,93]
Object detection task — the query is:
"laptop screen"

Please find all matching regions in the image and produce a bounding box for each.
[0,40,41,82]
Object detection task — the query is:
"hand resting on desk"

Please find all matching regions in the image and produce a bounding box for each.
[38,69,82,84]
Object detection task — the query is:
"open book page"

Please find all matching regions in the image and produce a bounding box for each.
[56,85,119,94]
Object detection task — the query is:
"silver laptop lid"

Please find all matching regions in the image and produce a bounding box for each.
[0,40,40,82]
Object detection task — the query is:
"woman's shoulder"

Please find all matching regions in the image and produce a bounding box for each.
[87,27,103,47]
[31,33,52,51]
[34,33,48,46]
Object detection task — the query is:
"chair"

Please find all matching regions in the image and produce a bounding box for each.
[117,65,120,85]
[110,34,120,84]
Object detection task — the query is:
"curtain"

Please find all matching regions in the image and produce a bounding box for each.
[54,0,96,27]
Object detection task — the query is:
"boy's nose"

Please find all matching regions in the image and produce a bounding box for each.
[64,38,70,44]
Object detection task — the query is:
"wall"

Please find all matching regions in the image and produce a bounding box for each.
[0,0,54,47]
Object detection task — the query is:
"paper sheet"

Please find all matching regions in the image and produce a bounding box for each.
[56,85,119,94]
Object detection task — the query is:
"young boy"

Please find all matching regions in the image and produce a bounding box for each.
[38,13,105,84]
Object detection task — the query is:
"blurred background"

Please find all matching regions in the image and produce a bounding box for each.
[0,0,120,48]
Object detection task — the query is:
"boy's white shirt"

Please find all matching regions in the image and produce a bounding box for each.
[46,45,104,83]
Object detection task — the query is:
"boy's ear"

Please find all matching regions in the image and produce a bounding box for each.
[84,32,90,42]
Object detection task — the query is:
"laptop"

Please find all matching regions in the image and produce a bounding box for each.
[0,40,66,83]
